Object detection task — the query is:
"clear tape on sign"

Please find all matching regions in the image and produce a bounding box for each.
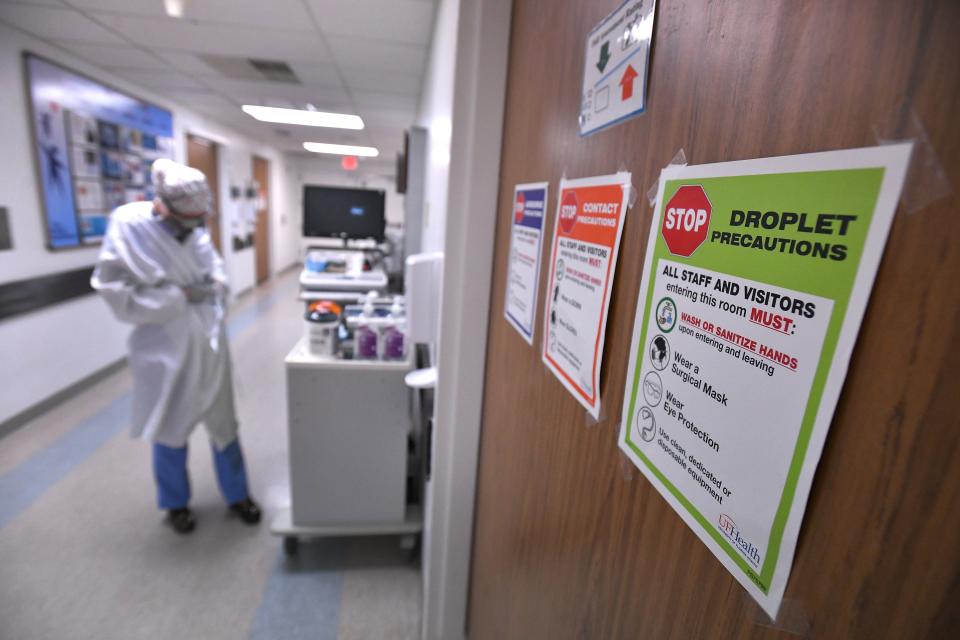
[618,447,636,482]
[582,399,609,428]
[751,597,811,637]
[873,102,950,214]
[618,162,639,210]
[646,148,688,207]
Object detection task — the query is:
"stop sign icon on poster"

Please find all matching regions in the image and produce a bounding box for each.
[662,185,711,257]
[559,190,578,234]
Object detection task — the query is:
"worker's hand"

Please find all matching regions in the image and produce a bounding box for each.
[182,283,214,304]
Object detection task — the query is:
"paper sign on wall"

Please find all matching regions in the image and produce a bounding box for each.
[579,0,656,136]
[504,182,549,344]
[543,172,631,418]
[618,145,912,618]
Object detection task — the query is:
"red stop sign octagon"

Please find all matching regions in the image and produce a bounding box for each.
[662,185,712,257]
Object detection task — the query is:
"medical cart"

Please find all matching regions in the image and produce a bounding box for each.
[271,337,423,556]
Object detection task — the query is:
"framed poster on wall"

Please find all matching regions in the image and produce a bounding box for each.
[24,53,175,249]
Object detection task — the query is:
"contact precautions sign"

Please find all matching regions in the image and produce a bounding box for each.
[619,145,912,618]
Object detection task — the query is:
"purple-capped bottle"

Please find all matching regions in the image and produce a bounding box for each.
[382,298,406,360]
[355,301,379,359]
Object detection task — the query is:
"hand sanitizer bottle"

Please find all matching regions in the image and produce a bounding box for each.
[382,297,406,360]
[355,300,379,359]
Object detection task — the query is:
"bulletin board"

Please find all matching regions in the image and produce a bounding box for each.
[24,53,175,249]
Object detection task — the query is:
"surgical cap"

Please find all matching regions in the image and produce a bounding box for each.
[152,158,212,217]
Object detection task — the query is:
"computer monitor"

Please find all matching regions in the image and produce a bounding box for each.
[303,185,386,242]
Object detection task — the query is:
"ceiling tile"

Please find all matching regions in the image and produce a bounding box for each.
[358,106,417,128]
[63,0,164,17]
[163,88,236,109]
[70,0,315,31]
[0,3,126,43]
[199,77,350,106]
[95,13,330,60]
[113,67,208,90]
[287,60,343,86]
[0,1,67,6]
[50,40,167,69]
[343,69,421,96]
[352,90,417,110]
[307,0,435,46]
[185,0,315,32]
[325,36,426,74]
[154,50,220,75]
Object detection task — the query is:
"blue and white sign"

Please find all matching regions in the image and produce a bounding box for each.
[26,54,174,248]
[579,0,656,136]
[504,182,549,344]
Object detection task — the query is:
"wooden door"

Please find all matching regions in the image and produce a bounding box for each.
[469,1,960,638]
[252,155,271,285]
[186,134,221,253]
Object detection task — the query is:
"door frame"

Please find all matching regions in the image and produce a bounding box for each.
[252,155,270,285]
[185,133,221,252]
[422,1,512,638]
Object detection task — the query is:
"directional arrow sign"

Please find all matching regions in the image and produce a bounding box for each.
[580,0,656,136]
[619,64,639,101]
[596,41,611,73]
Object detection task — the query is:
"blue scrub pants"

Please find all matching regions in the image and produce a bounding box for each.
[153,439,250,509]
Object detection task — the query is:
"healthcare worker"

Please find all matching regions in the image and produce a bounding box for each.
[91,159,261,534]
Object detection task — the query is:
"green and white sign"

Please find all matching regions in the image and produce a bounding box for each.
[619,144,912,619]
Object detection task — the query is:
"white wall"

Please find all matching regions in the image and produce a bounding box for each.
[0,23,296,424]
[416,0,459,254]
[419,0,512,638]
[219,144,258,298]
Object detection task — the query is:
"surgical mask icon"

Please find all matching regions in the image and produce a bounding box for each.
[649,335,670,371]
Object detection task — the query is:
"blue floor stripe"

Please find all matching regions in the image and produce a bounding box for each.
[228,278,300,340]
[249,542,346,640]
[0,394,130,529]
[0,279,295,530]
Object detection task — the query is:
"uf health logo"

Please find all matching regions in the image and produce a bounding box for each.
[718,513,761,568]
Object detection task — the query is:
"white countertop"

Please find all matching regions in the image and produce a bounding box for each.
[285,336,414,371]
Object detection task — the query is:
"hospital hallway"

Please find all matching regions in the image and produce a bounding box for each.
[0,270,421,640]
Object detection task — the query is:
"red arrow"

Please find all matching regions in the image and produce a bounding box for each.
[619,64,639,101]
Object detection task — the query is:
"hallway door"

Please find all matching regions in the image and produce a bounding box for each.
[253,155,270,285]
[468,1,960,638]
[186,134,221,253]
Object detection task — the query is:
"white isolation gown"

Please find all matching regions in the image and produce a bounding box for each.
[91,202,238,450]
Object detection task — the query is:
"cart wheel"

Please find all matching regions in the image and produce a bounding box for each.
[284,536,299,556]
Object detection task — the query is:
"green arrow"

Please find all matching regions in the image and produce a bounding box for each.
[596,41,611,73]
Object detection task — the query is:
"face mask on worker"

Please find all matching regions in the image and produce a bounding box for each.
[162,199,207,230]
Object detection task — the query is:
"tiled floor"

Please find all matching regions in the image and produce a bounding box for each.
[0,272,420,640]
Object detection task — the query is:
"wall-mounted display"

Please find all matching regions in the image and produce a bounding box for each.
[24,53,174,249]
[618,145,912,618]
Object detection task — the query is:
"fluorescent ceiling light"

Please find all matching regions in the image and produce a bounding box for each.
[164,0,187,18]
[242,105,363,130]
[303,142,379,157]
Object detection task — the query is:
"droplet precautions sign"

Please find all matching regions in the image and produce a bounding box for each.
[579,0,657,136]
[619,145,912,619]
